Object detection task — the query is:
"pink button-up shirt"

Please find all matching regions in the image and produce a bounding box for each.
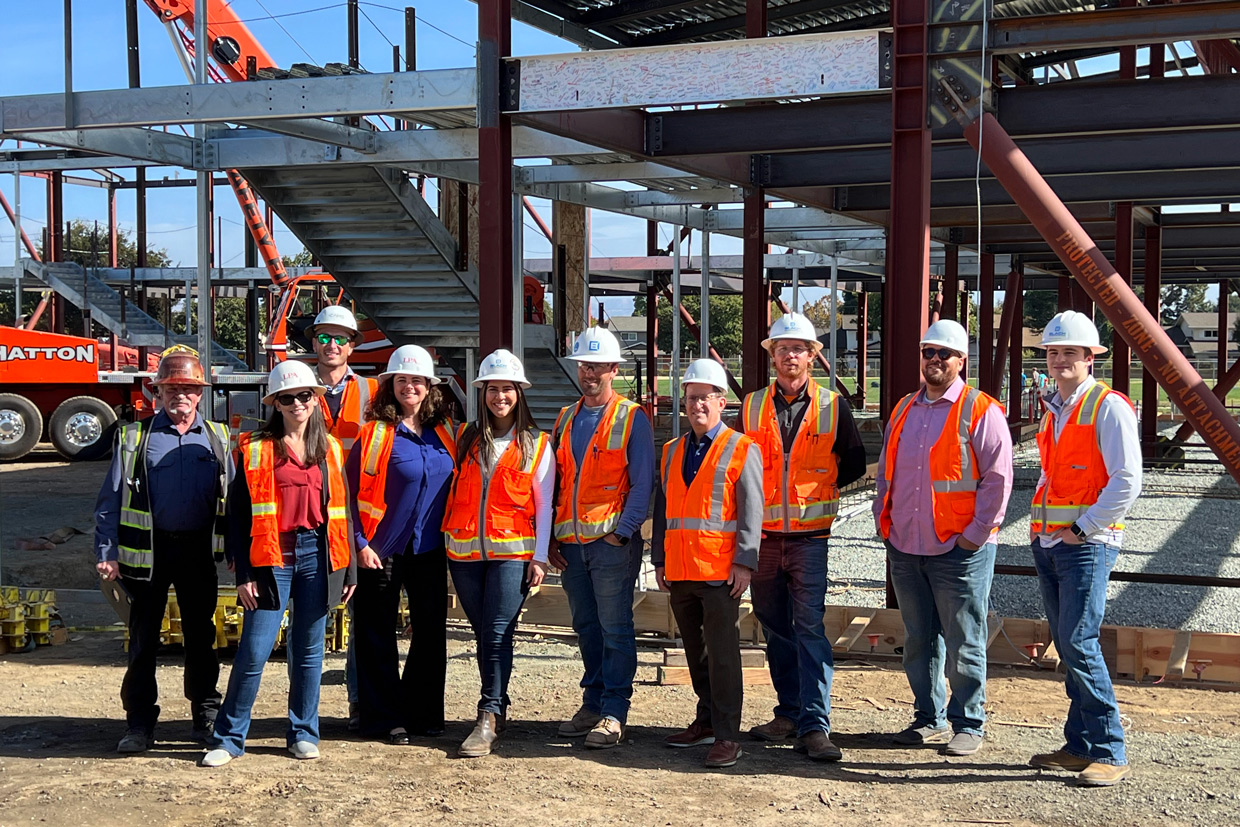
[873,377,1014,556]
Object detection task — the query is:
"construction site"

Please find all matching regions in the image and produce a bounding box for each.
[3,0,1240,824]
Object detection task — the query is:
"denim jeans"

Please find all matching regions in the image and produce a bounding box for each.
[887,540,995,736]
[559,537,642,723]
[213,527,329,756]
[449,558,530,716]
[751,534,834,735]
[1032,538,1127,765]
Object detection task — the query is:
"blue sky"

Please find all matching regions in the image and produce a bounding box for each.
[0,0,718,316]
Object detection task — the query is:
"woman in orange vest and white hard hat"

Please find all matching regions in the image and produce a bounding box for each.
[201,361,357,768]
[347,345,457,745]
[442,348,554,758]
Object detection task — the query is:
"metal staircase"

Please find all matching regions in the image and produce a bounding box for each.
[20,260,248,370]
[239,165,581,427]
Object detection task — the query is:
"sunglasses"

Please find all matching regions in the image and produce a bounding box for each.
[921,347,959,361]
[276,390,316,406]
[316,333,351,346]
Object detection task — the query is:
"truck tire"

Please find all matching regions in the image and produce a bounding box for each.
[0,393,43,461]
[49,396,118,461]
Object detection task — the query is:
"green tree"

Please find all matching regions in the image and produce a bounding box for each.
[281,248,315,267]
[1160,284,1212,324]
[800,294,843,331]
[1023,290,1057,332]
[633,293,744,357]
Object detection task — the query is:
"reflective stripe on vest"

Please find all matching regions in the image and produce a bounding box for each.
[1031,382,1127,535]
[552,396,639,543]
[443,431,549,562]
[741,380,840,533]
[659,427,751,581]
[354,418,457,539]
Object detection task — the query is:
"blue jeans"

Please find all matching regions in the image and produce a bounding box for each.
[1032,539,1127,765]
[751,535,834,735]
[887,540,995,736]
[213,528,329,756]
[449,559,530,716]
[559,537,642,723]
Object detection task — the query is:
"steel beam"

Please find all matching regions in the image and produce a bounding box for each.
[478,0,514,353]
[0,155,166,173]
[742,188,769,394]
[1112,202,1134,395]
[235,118,378,153]
[9,128,196,167]
[1142,224,1161,460]
[978,253,996,397]
[516,162,701,184]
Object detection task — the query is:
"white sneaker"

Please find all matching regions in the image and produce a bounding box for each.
[200,748,235,768]
[288,741,320,760]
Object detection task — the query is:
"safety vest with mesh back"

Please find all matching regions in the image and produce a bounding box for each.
[659,426,756,581]
[741,378,840,534]
[354,418,458,539]
[237,432,352,572]
[878,386,1002,544]
[552,395,641,544]
[117,418,229,581]
[1031,381,1133,536]
[442,427,550,562]
[318,374,377,451]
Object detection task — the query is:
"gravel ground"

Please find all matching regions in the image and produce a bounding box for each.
[828,428,1240,634]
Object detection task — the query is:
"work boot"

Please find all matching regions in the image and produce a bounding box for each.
[458,712,501,758]
[1077,762,1131,787]
[892,724,950,746]
[795,730,843,762]
[704,740,743,768]
[748,715,797,742]
[557,704,602,737]
[347,701,361,733]
[663,720,715,748]
[943,732,984,756]
[584,717,624,750]
[116,728,151,754]
[1030,749,1091,773]
[190,717,215,746]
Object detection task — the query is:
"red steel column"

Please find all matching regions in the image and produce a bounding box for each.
[741,0,769,394]
[952,105,1240,482]
[942,245,959,321]
[1057,277,1072,312]
[646,221,659,417]
[884,0,932,419]
[930,279,943,324]
[1219,278,1229,378]
[992,267,1021,396]
[1142,225,1161,459]
[1112,202,1133,394]
[978,253,996,396]
[478,0,513,353]
[1007,272,1024,423]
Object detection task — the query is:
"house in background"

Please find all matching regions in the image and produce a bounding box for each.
[1167,312,1237,361]
[605,315,649,362]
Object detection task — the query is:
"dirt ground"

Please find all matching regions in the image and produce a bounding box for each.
[3,454,1240,826]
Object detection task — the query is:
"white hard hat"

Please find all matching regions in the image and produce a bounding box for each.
[920,319,969,355]
[380,344,441,384]
[681,358,729,393]
[473,348,531,389]
[309,305,364,346]
[1038,310,1107,354]
[263,360,327,405]
[762,312,823,354]
[569,326,623,363]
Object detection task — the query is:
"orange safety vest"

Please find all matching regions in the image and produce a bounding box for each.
[552,395,642,544]
[741,378,840,533]
[237,432,352,572]
[354,418,458,539]
[318,373,376,451]
[1031,381,1131,536]
[878,385,1001,544]
[442,427,550,562]
[659,426,755,582]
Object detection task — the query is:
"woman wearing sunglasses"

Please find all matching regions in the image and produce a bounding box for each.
[202,360,357,767]
[347,345,457,745]
[442,349,554,758]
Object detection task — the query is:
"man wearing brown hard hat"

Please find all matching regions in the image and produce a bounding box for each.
[94,346,234,754]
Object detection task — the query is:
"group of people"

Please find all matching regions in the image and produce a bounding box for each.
[95,304,1140,787]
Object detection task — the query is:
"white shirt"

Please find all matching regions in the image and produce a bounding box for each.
[1035,375,1142,548]
[481,427,554,563]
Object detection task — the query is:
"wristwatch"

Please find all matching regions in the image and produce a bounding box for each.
[612,533,631,545]
[1068,522,1088,541]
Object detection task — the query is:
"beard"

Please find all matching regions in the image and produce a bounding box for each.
[923,364,956,387]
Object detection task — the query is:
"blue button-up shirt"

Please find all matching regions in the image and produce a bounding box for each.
[346,422,454,558]
[683,420,725,484]
[94,410,227,562]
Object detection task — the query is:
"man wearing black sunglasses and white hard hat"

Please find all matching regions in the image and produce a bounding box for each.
[873,319,1013,759]
[304,305,377,732]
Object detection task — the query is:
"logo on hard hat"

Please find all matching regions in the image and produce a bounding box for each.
[785,317,799,329]
[1049,322,1064,336]
[573,340,581,353]
[589,341,600,352]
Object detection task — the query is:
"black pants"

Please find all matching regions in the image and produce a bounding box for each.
[354,548,448,735]
[668,580,744,741]
[120,530,221,733]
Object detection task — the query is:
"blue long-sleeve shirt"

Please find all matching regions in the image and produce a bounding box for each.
[95,410,233,563]
[345,422,454,557]
[568,401,655,540]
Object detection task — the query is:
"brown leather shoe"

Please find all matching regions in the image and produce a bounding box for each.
[1030,749,1091,773]
[1077,762,1131,787]
[796,730,843,762]
[664,720,715,748]
[458,712,500,758]
[704,740,743,768]
[748,715,797,742]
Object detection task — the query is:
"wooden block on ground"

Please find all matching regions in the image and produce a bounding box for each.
[832,610,877,653]
[663,648,766,669]
[658,665,771,686]
[1162,630,1194,681]
[1038,641,1060,670]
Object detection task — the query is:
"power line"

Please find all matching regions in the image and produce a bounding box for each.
[252,0,319,64]
[361,2,477,52]
[231,2,344,24]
